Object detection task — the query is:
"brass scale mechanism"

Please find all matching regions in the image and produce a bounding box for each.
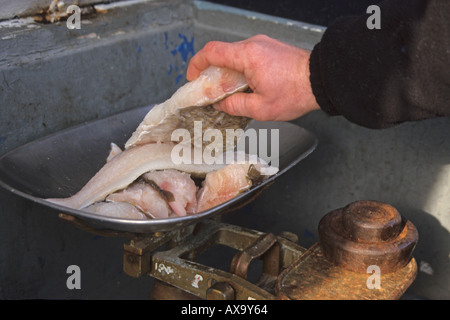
[62,200,419,300]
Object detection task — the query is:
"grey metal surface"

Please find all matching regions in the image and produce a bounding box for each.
[0,0,98,21]
[0,0,448,299]
[0,106,317,233]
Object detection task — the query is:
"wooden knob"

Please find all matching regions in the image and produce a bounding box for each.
[318,200,418,273]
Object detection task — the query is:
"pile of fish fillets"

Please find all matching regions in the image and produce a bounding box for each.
[47,67,278,219]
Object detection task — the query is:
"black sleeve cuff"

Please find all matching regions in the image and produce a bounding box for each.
[309,42,340,116]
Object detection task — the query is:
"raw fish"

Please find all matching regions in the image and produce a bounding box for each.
[45,67,280,220]
[143,169,198,217]
[106,142,122,162]
[196,162,270,212]
[106,181,173,219]
[125,66,251,150]
[84,201,149,220]
[46,142,225,210]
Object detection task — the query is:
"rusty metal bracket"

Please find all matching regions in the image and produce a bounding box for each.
[121,201,419,300]
[123,223,196,278]
[230,233,281,292]
[149,220,306,300]
[230,233,279,279]
[123,219,306,300]
[276,243,418,300]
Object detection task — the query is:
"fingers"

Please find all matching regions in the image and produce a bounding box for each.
[186,40,246,81]
[214,92,264,120]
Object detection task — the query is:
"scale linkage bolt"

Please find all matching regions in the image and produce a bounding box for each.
[206,282,235,300]
[278,231,299,243]
[318,200,418,273]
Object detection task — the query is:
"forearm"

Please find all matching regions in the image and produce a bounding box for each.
[310,0,450,128]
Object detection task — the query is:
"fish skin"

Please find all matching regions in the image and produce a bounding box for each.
[106,142,122,162]
[46,142,225,210]
[106,181,173,219]
[124,66,250,149]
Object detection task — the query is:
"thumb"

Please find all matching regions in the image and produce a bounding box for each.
[214,92,260,119]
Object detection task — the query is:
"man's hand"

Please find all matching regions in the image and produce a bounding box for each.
[186,35,320,121]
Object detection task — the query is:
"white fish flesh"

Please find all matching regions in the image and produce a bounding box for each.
[47,140,278,218]
[45,66,279,220]
[106,181,174,219]
[142,169,198,217]
[46,142,225,210]
[125,66,250,149]
[196,163,267,212]
[84,201,149,220]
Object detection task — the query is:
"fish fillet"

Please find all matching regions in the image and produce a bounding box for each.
[84,201,149,220]
[106,181,174,219]
[46,67,280,220]
[143,169,198,217]
[125,66,251,150]
[197,163,266,212]
[46,142,225,210]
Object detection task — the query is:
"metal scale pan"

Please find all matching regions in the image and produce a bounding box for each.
[0,105,317,234]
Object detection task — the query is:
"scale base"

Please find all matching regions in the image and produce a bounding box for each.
[123,201,418,300]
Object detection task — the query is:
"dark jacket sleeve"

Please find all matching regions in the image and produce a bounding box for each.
[309,0,450,129]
